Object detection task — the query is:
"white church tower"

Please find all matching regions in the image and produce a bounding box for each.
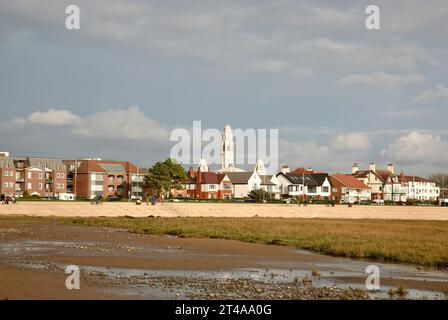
[221,124,235,170]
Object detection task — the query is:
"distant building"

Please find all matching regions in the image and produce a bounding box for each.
[216,124,246,173]
[63,159,145,200]
[276,166,332,200]
[0,153,67,198]
[329,174,371,204]
[181,160,233,199]
[352,162,439,202]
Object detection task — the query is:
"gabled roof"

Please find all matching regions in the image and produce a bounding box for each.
[260,175,275,185]
[216,173,230,184]
[353,170,392,183]
[277,173,320,187]
[200,172,219,184]
[0,156,14,168]
[226,172,256,184]
[310,173,329,185]
[99,163,125,173]
[331,174,369,189]
[63,159,142,174]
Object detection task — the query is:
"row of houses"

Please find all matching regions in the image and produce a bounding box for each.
[0,152,145,200]
[174,159,440,203]
[0,149,441,203]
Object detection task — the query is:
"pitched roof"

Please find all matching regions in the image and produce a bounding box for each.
[310,173,329,185]
[353,169,392,182]
[99,163,125,173]
[260,175,275,185]
[403,176,432,183]
[331,174,369,189]
[216,174,230,183]
[0,156,14,168]
[226,172,255,184]
[63,159,142,174]
[200,172,219,184]
[278,173,320,187]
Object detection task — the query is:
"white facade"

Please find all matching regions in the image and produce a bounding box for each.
[260,174,281,200]
[341,187,371,204]
[232,171,262,198]
[406,180,439,201]
[276,173,332,199]
[221,125,235,170]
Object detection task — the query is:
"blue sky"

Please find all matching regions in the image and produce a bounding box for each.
[1,0,447,175]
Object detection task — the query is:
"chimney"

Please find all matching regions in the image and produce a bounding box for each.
[369,162,376,172]
[195,166,202,198]
[187,166,195,178]
[387,163,394,174]
[352,163,359,174]
[281,165,290,174]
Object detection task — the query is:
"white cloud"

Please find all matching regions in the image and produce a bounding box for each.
[416,84,448,102]
[339,72,426,89]
[249,60,290,73]
[380,107,437,118]
[71,106,169,141]
[27,109,81,125]
[384,131,448,165]
[4,106,169,142]
[329,132,371,152]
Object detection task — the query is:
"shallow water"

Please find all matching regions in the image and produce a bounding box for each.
[2,238,447,300]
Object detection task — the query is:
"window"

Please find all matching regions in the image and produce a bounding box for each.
[108,175,115,182]
[117,176,124,183]
[322,186,329,193]
[209,184,216,190]
[38,183,43,190]
[60,183,65,189]
[28,172,32,179]
[60,173,65,178]
[39,173,43,179]
[108,185,114,193]
[4,182,8,188]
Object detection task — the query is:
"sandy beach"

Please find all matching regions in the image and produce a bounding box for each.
[0,202,447,220]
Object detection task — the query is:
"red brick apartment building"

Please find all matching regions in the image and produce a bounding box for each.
[63,159,145,200]
[0,152,67,197]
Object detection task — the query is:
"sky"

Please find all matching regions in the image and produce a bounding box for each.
[0,0,447,175]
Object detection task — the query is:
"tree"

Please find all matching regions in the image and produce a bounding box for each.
[144,159,187,196]
[248,189,271,203]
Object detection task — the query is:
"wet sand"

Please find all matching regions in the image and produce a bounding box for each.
[1,202,447,220]
[1,221,447,300]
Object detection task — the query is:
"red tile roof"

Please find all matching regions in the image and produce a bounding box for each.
[200,172,219,184]
[331,174,369,189]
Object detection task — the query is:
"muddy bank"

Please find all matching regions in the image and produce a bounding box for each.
[0,221,447,300]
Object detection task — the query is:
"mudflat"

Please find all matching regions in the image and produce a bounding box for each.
[1,220,447,300]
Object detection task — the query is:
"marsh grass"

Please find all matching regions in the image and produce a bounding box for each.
[1,216,448,267]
